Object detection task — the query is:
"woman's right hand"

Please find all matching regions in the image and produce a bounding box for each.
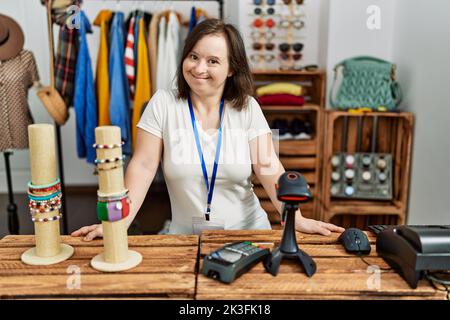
[71,224,103,241]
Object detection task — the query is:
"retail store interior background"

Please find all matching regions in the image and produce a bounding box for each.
[1,0,449,238]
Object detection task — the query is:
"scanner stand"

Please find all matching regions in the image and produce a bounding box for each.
[264,203,317,277]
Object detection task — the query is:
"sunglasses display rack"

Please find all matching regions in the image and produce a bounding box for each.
[248,0,310,71]
[321,111,414,230]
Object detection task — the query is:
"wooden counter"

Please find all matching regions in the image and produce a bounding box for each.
[197,230,447,300]
[0,231,447,300]
[0,235,198,299]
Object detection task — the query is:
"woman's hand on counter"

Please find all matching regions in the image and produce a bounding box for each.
[71,224,103,241]
[294,216,345,236]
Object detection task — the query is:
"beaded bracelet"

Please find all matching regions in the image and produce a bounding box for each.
[29,204,62,215]
[29,194,62,208]
[29,198,61,209]
[31,214,62,223]
[28,178,60,189]
[93,141,125,149]
[28,195,61,209]
[94,155,126,165]
[97,197,130,222]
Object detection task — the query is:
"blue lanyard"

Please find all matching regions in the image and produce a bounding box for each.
[188,95,225,221]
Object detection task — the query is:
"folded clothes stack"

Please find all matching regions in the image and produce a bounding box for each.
[271,118,313,140]
[256,82,305,106]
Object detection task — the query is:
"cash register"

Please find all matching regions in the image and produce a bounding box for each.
[375,225,450,288]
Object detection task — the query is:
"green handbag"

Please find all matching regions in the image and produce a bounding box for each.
[330,56,402,110]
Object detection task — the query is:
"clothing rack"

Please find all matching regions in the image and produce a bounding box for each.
[88,0,224,20]
[4,151,19,234]
[55,125,69,235]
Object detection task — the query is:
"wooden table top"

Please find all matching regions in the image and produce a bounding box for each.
[198,230,447,300]
[0,231,447,300]
[0,235,199,299]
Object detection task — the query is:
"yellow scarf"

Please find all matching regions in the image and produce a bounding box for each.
[133,18,152,150]
[94,10,113,126]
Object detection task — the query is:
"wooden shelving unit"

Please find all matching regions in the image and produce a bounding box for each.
[251,69,326,228]
[320,111,414,229]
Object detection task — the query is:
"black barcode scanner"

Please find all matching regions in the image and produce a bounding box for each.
[264,171,317,277]
[276,171,312,221]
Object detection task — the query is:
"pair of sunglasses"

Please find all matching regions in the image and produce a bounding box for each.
[254,0,276,5]
[279,52,303,61]
[253,18,276,28]
[254,7,275,15]
[251,30,276,41]
[250,54,276,62]
[279,42,304,53]
[282,0,304,4]
[253,42,276,51]
[279,19,305,29]
[293,64,319,71]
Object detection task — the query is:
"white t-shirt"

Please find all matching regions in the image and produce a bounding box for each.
[137,89,272,234]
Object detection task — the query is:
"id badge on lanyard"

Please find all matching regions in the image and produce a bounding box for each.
[192,216,225,235]
[188,95,225,235]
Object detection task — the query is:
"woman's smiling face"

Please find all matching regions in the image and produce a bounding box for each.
[182,33,233,97]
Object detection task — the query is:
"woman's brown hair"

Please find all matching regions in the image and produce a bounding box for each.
[176,19,254,111]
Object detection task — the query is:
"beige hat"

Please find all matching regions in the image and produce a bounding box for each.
[0,14,24,61]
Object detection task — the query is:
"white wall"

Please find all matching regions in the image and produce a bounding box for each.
[392,0,450,224]
[325,0,396,107]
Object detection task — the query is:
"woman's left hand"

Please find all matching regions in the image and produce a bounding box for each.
[294,215,345,236]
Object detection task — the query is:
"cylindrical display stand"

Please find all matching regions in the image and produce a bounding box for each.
[21,124,74,265]
[90,126,142,272]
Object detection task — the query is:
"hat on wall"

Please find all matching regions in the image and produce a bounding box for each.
[0,14,24,61]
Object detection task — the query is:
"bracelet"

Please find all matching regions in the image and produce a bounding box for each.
[97,190,129,202]
[29,194,62,207]
[31,214,62,223]
[97,189,129,198]
[93,163,123,175]
[28,199,61,210]
[97,197,130,222]
[94,155,126,164]
[93,142,124,149]
[28,190,62,202]
[28,183,61,193]
[30,204,62,215]
[28,178,60,190]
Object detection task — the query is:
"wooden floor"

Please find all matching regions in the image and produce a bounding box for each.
[0,230,447,300]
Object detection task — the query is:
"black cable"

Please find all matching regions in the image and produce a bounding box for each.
[357,253,392,271]
[425,271,450,293]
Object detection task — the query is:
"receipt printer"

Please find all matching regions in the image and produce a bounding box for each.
[376,225,450,288]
